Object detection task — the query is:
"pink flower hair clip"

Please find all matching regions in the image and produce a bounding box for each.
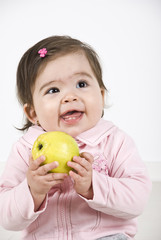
[38,48,47,58]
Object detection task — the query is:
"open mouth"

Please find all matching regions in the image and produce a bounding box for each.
[60,110,84,124]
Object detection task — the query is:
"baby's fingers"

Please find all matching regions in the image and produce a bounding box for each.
[80,152,94,164]
[29,155,46,171]
[38,161,59,176]
[44,172,68,182]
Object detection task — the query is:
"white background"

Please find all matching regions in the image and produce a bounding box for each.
[0,0,161,163]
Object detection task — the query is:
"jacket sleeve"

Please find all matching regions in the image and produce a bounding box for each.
[84,131,152,219]
[0,142,47,231]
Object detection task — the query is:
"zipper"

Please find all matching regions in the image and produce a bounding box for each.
[57,177,73,240]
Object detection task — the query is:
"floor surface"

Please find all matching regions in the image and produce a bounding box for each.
[135,181,161,240]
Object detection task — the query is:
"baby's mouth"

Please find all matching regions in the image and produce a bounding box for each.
[60,110,84,124]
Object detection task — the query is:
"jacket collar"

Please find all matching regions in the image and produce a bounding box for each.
[20,125,46,149]
[75,118,115,147]
[20,118,115,148]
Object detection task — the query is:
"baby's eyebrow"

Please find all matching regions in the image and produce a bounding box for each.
[39,80,58,92]
[74,72,92,79]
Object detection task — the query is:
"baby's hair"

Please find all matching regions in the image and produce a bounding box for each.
[16,35,107,131]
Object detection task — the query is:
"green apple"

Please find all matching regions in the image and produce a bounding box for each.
[32,131,79,173]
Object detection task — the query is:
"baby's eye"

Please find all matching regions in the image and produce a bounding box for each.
[76,81,88,88]
[46,87,60,94]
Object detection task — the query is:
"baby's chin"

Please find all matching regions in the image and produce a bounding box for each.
[43,120,94,137]
[58,121,100,138]
[61,128,82,138]
[62,126,90,138]
[43,126,81,138]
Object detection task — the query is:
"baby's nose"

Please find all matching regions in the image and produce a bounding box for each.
[61,94,78,103]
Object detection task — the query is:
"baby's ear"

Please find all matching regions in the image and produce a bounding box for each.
[101,89,105,106]
[23,103,37,124]
[101,89,105,97]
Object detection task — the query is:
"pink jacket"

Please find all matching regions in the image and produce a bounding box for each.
[0,119,152,240]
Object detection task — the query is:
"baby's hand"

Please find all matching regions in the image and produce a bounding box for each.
[27,155,67,211]
[67,152,94,199]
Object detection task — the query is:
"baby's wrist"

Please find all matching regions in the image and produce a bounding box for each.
[29,188,46,211]
[80,188,93,200]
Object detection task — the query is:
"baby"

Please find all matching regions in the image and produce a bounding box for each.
[0,36,152,240]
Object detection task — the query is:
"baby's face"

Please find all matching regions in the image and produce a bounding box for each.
[27,52,104,137]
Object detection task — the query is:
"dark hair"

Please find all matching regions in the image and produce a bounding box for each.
[17,35,107,131]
